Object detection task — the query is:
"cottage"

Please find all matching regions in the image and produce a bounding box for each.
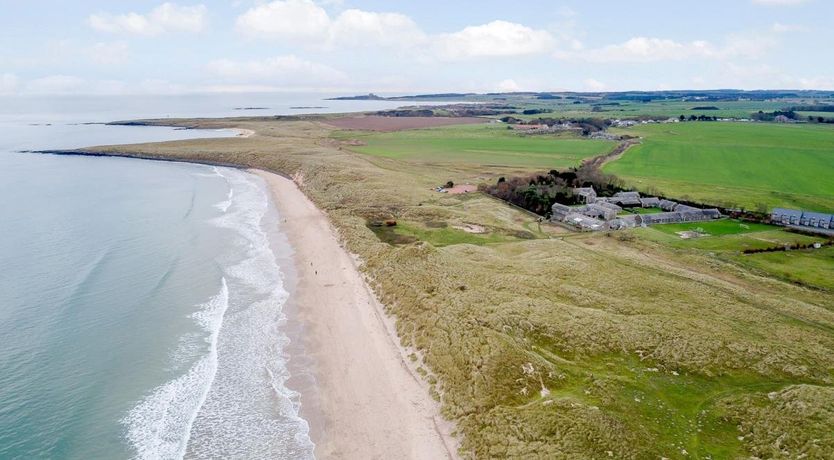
[802,211,833,229]
[771,208,802,225]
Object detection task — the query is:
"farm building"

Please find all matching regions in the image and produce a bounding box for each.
[551,203,573,221]
[610,191,642,207]
[551,188,723,231]
[640,197,660,208]
[573,187,597,204]
[564,213,605,231]
[584,202,622,220]
[772,208,833,229]
[673,204,701,213]
[659,199,679,211]
[637,209,722,225]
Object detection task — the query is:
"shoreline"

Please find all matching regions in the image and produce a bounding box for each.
[253,169,457,459]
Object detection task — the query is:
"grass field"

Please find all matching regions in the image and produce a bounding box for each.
[510,99,789,120]
[633,220,832,289]
[738,246,834,291]
[650,219,775,236]
[341,123,615,169]
[603,122,834,212]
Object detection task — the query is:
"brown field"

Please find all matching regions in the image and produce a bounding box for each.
[323,115,488,131]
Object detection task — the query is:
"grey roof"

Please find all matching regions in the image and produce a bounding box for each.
[802,211,833,222]
[565,213,605,229]
[614,191,641,199]
[674,204,700,213]
[772,207,802,218]
[640,197,660,205]
[594,201,622,212]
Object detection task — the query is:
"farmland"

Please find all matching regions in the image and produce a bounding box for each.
[341,123,615,169]
[603,122,834,212]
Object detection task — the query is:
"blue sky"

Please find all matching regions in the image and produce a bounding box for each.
[1,0,831,95]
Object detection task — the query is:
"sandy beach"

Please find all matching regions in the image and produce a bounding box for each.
[253,169,456,459]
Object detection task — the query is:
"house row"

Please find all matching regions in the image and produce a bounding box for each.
[771,208,834,229]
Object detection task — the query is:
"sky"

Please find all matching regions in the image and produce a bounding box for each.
[1,0,832,95]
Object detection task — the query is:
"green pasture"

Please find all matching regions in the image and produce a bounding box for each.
[343,124,614,169]
[650,219,775,236]
[514,99,789,120]
[634,220,832,290]
[736,246,834,291]
[603,122,834,212]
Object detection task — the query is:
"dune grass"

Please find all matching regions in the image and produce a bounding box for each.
[75,118,834,459]
[603,122,834,212]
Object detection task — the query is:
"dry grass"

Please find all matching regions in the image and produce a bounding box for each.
[72,118,834,459]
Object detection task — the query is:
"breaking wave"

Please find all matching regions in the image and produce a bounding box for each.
[122,279,229,460]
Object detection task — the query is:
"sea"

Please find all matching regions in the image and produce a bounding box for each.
[0,93,420,459]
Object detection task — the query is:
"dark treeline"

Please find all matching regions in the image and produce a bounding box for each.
[790,105,834,112]
[751,110,798,121]
[678,114,721,121]
[499,116,610,135]
[480,166,626,216]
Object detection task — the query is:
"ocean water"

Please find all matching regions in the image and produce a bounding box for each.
[0,94,419,459]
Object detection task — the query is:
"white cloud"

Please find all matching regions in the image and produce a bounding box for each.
[235,2,554,60]
[583,78,607,91]
[0,73,19,95]
[330,9,424,47]
[235,0,424,48]
[435,20,554,60]
[89,3,207,36]
[88,42,129,65]
[771,22,807,33]
[497,79,521,92]
[206,55,347,86]
[235,0,330,41]
[563,33,776,63]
